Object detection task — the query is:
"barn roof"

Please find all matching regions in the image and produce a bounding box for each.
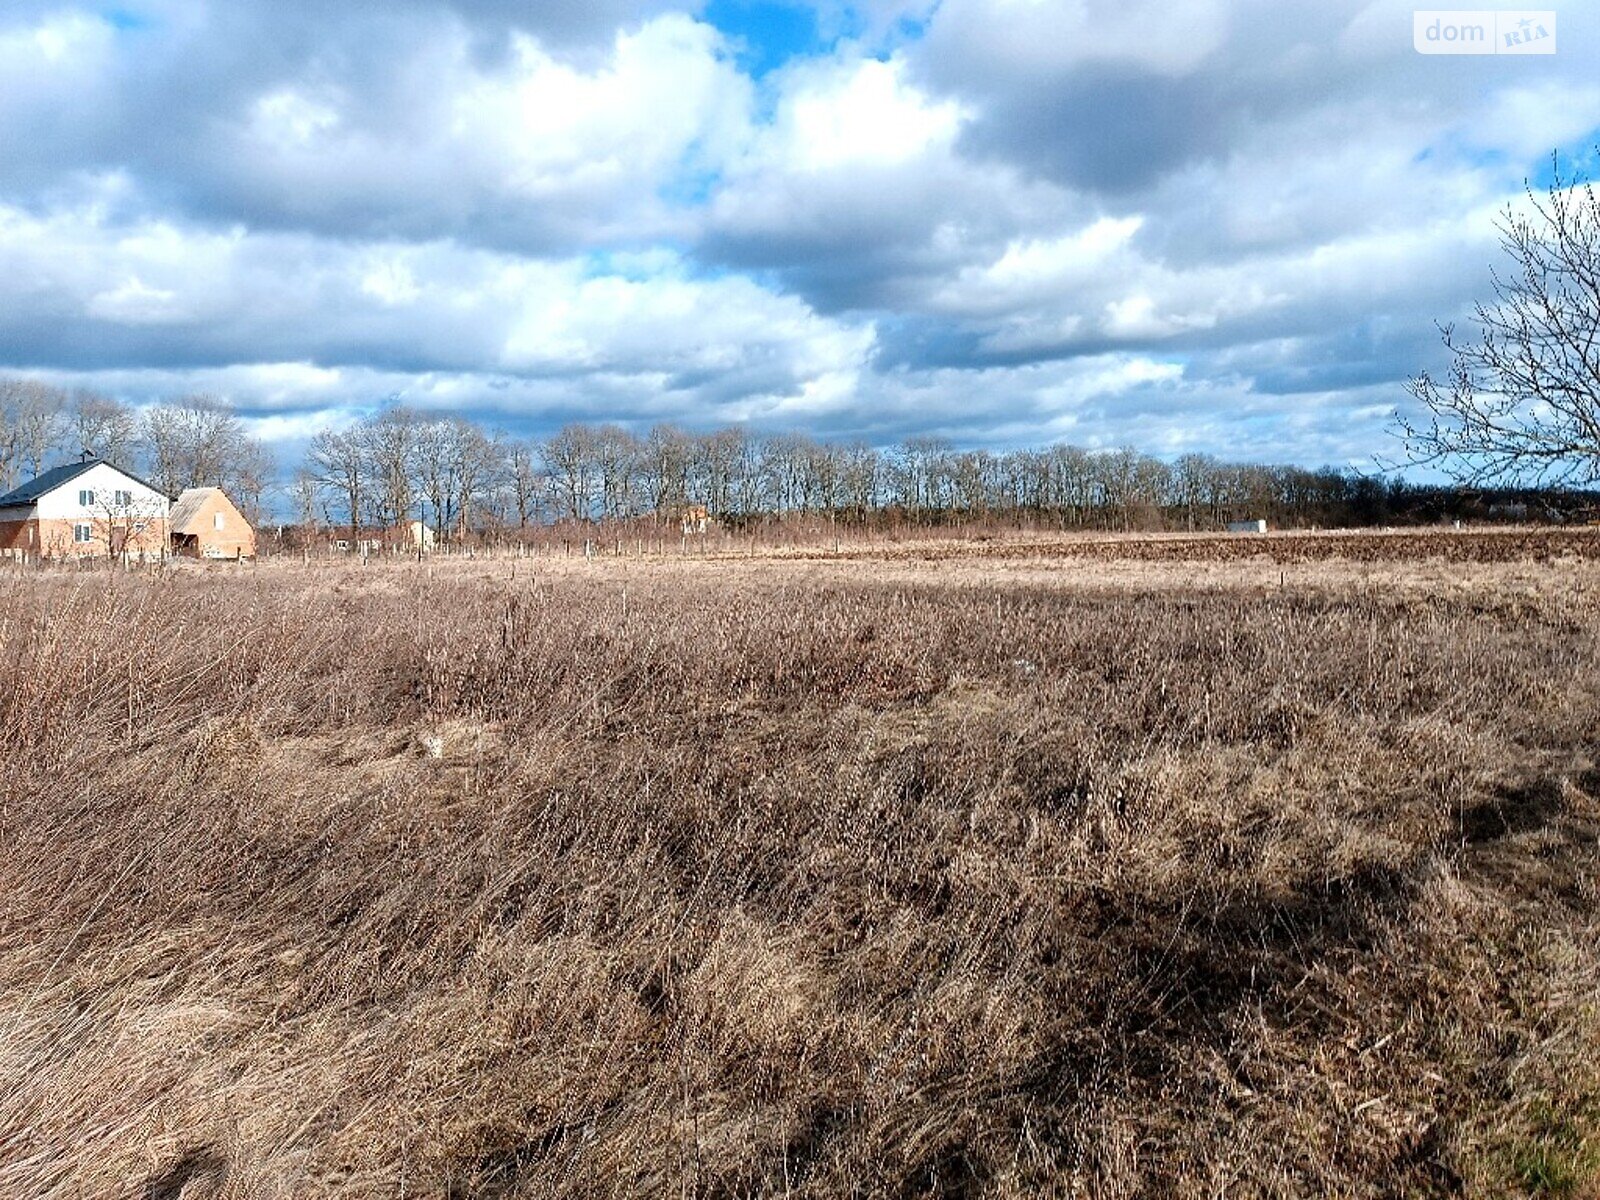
[0,458,169,510]
[168,487,211,533]
[169,487,234,535]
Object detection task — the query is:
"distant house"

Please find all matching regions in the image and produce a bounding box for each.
[1226,519,1269,534]
[169,487,256,560]
[675,504,710,535]
[331,520,435,555]
[406,520,437,553]
[0,458,170,562]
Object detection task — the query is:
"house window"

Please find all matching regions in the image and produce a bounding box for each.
[78,489,95,507]
[134,522,147,533]
[114,489,132,507]
[214,511,225,531]
[73,523,92,544]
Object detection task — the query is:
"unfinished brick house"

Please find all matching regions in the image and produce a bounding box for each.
[169,487,256,560]
[0,458,170,562]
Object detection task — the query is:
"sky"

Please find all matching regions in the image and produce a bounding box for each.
[0,0,1596,469]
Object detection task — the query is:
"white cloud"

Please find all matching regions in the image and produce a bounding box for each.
[250,89,342,149]
[0,11,113,72]
[216,13,754,249]
[0,198,876,416]
[0,12,118,145]
[241,407,353,443]
[700,46,1073,312]
[1470,83,1600,161]
[453,16,752,197]
[765,56,965,171]
[930,216,1142,316]
[86,277,187,324]
[359,257,423,306]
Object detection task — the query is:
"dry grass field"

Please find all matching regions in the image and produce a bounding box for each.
[1,528,1598,1198]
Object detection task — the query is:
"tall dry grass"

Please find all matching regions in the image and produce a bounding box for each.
[0,555,1596,1197]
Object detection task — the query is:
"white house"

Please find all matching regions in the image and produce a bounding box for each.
[0,457,171,561]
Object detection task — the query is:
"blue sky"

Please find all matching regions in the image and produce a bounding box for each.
[705,1,830,76]
[0,0,1596,468]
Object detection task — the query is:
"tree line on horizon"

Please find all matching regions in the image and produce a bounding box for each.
[300,411,1596,539]
[3,381,1594,544]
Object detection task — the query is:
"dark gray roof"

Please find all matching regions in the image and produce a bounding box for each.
[0,459,169,509]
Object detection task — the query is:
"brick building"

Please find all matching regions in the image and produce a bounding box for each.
[169,487,256,560]
[0,458,170,562]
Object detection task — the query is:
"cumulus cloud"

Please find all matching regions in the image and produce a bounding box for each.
[0,0,1594,469]
[0,195,874,415]
[701,50,1079,311]
[212,14,754,248]
[0,5,749,251]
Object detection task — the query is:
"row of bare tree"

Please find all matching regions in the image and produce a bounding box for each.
[0,383,276,524]
[5,386,1587,546]
[294,409,1397,539]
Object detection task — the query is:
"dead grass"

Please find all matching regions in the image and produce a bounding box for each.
[0,545,1597,1197]
[757,524,1600,565]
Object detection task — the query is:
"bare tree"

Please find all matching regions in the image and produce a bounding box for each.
[1048,445,1097,528]
[86,485,167,567]
[888,437,951,517]
[476,441,517,537]
[142,396,248,494]
[732,429,766,516]
[14,383,68,480]
[307,428,368,545]
[759,433,810,515]
[592,425,639,521]
[804,440,844,516]
[839,441,879,518]
[1094,447,1144,531]
[412,417,455,539]
[0,380,69,488]
[71,390,138,464]
[141,406,185,496]
[640,425,691,518]
[1173,453,1216,531]
[291,468,322,534]
[408,416,499,540]
[230,438,278,528]
[450,421,501,540]
[358,408,419,530]
[296,416,1533,542]
[1400,165,1600,484]
[695,427,747,518]
[541,424,596,521]
[505,439,544,528]
[948,450,993,519]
